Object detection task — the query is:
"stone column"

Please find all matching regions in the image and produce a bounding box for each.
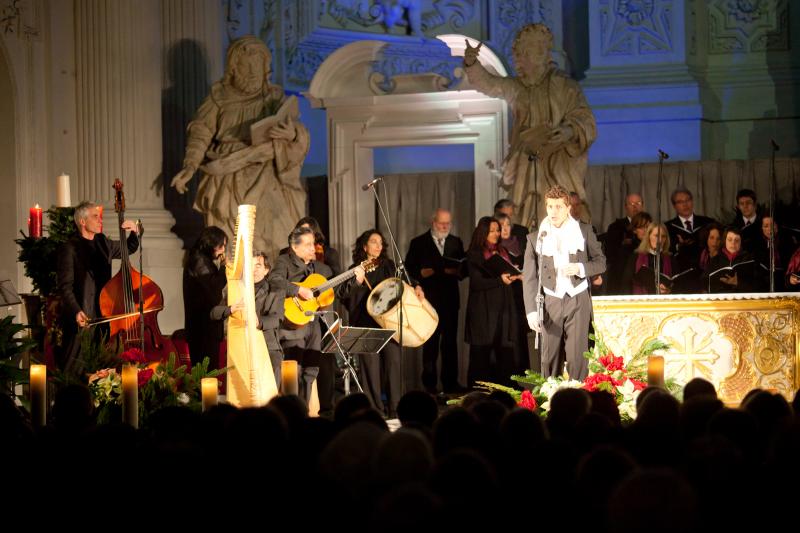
[74,0,184,333]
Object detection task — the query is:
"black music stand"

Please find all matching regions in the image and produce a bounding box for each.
[321,319,395,396]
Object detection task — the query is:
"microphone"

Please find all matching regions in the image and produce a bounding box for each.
[136,219,144,236]
[771,138,780,151]
[658,149,669,160]
[304,310,336,317]
[362,177,382,191]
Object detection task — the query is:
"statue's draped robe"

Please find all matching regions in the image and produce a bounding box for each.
[183,82,310,258]
[466,62,596,229]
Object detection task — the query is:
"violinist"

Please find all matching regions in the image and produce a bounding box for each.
[55,201,139,376]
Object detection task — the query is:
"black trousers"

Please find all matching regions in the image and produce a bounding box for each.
[280,320,335,416]
[356,340,401,416]
[421,305,459,391]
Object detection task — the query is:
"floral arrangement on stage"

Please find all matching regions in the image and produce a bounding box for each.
[467,329,680,421]
[88,347,227,425]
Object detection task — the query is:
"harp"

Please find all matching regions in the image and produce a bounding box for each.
[225,205,278,406]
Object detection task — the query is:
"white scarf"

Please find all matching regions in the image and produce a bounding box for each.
[537,217,585,257]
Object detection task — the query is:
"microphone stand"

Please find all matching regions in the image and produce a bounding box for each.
[769,139,779,292]
[654,150,668,295]
[534,229,546,350]
[317,311,363,394]
[370,179,410,397]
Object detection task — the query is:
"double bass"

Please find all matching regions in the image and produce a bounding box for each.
[97,179,182,364]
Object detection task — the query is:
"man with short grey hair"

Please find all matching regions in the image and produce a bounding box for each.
[405,208,466,393]
[56,201,140,375]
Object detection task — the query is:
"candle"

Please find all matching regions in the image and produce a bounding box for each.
[121,365,139,428]
[29,364,46,428]
[28,204,43,238]
[201,377,218,411]
[647,355,665,388]
[281,360,299,396]
[56,174,71,207]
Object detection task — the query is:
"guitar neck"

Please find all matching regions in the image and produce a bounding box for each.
[316,268,356,293]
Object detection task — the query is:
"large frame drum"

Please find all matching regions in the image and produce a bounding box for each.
[366,277,439,347]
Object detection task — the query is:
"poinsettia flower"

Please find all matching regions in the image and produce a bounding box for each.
[137,368,154,387]
[121,348,147,364]
[518,390,537,411]
[599,354,625,372]
[583,373,616,393]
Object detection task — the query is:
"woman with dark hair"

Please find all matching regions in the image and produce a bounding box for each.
[339,229,424,418]
[698,222,724,271]
[704,226,756,293]
[183,226,228,368]
[622,222,673,294]
[293,216,342,276]
[465,216,520,386]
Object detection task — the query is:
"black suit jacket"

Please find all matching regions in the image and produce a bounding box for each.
[666,214,715,271]
[57,233,140,321]
[604,217,638,294]
[522,222,606,316]
[405,231,466,311]
[731,214,762,254]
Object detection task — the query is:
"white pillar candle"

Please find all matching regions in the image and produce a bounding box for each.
[56,174,71,207]
[201,377,218,411]
[29,364,46,428]
[121,365,139,428]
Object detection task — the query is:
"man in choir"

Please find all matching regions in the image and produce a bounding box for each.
[211,251,284,387]
[56,201,139,376]
[730,189,761,253]
[268,226,334,415]
[605,193,644,295]
[523,186,605,381]
[405,208,467,394]
[665,187,715,291]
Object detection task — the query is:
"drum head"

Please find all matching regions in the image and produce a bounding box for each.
[368,278,402,315]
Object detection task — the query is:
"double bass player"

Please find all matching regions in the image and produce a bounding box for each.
[56,201,139,376]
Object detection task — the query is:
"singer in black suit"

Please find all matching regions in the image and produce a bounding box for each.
[665,188,715,291]
[523,186,605,381]
[405,208,467,393]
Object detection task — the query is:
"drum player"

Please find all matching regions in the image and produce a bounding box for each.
[339,229,425,419]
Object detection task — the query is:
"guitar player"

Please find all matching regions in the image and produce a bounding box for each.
[268,225,335,416]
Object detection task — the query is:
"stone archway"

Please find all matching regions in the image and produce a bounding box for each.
[305,36,509,254]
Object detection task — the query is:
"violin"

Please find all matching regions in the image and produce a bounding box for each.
[97,180,183,364]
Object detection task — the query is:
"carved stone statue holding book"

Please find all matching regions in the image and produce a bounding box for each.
[171,35,309,258]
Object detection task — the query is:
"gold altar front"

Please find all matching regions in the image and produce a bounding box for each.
[593,293,800,404]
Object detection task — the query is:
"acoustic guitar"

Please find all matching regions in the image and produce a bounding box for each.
[283,258,378,327]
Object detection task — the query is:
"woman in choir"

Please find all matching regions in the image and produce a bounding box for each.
[496,212,529,375]
[623,222,672,295]
[615,212,652,294]
[183,226,228,369]
[755,216,791,291]
[705,226,756,293]
[339,229,424,418]
[698,222,724,271]
[465,217,520,386]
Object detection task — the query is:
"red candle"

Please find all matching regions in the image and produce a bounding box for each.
[28,204,43,238]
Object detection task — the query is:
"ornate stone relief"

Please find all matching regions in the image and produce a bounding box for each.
[0,0,40,40]
[322,0,476,37]
[598,0,674,56]
[369,39,464,94]
[707,0,789,54]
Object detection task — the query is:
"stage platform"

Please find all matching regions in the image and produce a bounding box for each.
[593,293,800,404]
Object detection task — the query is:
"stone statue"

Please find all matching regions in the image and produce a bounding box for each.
[464,24,596,229]
[171,35,309,258]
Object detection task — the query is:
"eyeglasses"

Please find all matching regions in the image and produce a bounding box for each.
[626,201,643,206]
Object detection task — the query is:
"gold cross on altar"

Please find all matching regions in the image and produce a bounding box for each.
[665,327,720,382]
